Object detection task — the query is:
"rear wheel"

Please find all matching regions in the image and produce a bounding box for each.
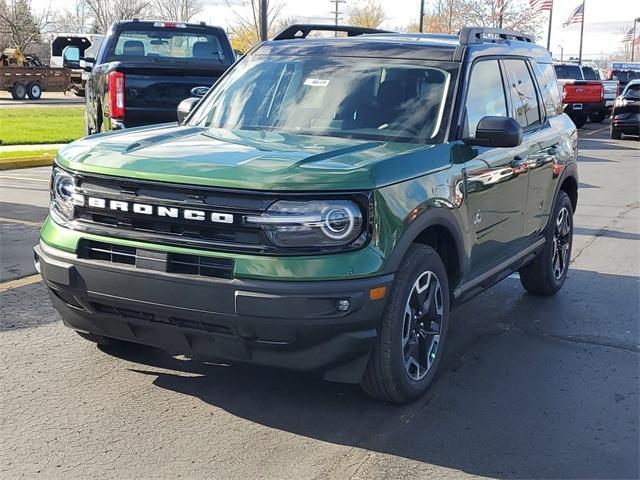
[11,82,26,100]
[610,127,622,139]
[26,82,42,100]
[361,244,450,403]
[589,111,606,123]
[519,191,573,295]
[571,113,588,129]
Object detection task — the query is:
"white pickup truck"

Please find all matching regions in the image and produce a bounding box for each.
[554,63,619,125]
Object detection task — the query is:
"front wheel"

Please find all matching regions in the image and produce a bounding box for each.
[361,244,450,403]
[519,190,573,295]
[610,127,622,140]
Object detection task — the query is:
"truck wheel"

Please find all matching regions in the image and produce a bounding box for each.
[519,191,573,296]
[589,111,606,123]
[610,127,622,140]
[361,244,450,403]
[11,82,26,100]
[26,82,42,100]
[571,113,588,129]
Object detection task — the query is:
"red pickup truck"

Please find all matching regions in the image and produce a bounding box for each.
[554,63,605,128]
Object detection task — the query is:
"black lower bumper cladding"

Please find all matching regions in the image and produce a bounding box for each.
[35,242,393,383]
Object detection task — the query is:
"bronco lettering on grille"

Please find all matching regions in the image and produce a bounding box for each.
[84,196,234,224]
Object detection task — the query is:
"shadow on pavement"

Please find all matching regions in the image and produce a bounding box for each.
[101,268,639,479]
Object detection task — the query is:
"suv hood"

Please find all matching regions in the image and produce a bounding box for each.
[57,123,451,191]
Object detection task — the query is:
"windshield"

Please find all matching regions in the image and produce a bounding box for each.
[106,27,232,64]
[554,64,583,80]
[189,55,455,144]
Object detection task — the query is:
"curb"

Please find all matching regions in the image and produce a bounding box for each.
[0,156,54,170]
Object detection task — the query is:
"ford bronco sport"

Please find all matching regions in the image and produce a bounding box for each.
[35,25,578,403]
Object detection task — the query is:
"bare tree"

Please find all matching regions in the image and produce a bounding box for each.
[464,0,541,36]
[52,0,92,33]
[86,0,151,33]
[154,0,203,22]
[0,0,53,51]
[422,0,470,34]
[225,0,284,53]
[347,0,386,29]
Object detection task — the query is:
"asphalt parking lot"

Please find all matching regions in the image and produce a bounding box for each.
[0,122,638,479]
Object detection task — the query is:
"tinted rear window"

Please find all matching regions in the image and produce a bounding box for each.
[554,64,583,80]
[106,27,232,64]
[581,67,598,80]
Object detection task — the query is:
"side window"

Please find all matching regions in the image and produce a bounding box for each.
[503,59,542,129]
[533,62,562,117]
[465,60,507,137]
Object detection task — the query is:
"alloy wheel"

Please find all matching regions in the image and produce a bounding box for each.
[402,271,443,381]
[552,206,571,280]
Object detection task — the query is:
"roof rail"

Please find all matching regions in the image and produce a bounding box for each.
[459,27,534,45]
[273,24,392,41]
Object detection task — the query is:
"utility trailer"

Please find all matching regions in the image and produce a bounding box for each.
[1,48,71,100]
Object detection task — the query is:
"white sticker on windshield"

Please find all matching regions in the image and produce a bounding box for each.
[304,78,330,87]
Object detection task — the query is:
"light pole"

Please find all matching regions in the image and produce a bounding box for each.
[419,0,425,33]
[632,17,639,62]
[259,0,268,42]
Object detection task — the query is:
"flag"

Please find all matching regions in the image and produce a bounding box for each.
[563,3,584,27]
[622,28,634,43]
[529,0,553,15]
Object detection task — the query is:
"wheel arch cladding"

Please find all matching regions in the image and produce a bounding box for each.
[560,175,578,213]
[382,208,464,291]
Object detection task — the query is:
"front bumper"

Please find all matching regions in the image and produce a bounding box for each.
[35,241,393,382]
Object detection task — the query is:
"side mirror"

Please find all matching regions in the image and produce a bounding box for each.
[177,97,200,124]
[81,57,95,72]
[463,116,523,148]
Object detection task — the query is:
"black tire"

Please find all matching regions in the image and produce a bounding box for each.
[11,82,26,100]
[26,81,42,100]
[571,113,588,129]
[589,111,606,123]
[361,244,450,404]
[610,127,622,140]
[519,191,573,296]
[76,331,127,346]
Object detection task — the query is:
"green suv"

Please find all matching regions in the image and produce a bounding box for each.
[35,25,578,403]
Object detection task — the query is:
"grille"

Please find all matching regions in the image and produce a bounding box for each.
[72,174,274,253]
[79,240,234,279]
[92,302,234,336]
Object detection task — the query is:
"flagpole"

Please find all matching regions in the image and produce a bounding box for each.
[578,0,585,63]
[632,17,638,62]
[546,2,553,51]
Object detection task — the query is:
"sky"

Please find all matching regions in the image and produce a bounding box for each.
[33,0,640,59]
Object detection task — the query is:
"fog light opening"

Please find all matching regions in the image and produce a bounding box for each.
[336,299,350,312]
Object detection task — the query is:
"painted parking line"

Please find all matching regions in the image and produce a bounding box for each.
[0,217,43,227]
[0,175,50,183]
[0,274,41,292]
[585,125,610,136]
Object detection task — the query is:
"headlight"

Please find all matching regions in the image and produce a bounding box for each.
[245,200,365,248]
[50,167,83,223]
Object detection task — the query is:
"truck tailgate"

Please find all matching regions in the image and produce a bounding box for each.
[116,63,227,127]
[562,81,603,104]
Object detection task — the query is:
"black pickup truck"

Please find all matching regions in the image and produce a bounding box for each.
[83,20,234,134]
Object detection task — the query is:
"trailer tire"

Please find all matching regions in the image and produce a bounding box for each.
[26,82,42,100]
[11,82,27,100]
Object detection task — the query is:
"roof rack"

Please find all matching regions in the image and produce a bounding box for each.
[273,24,392,41]
[458,27,534,45]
